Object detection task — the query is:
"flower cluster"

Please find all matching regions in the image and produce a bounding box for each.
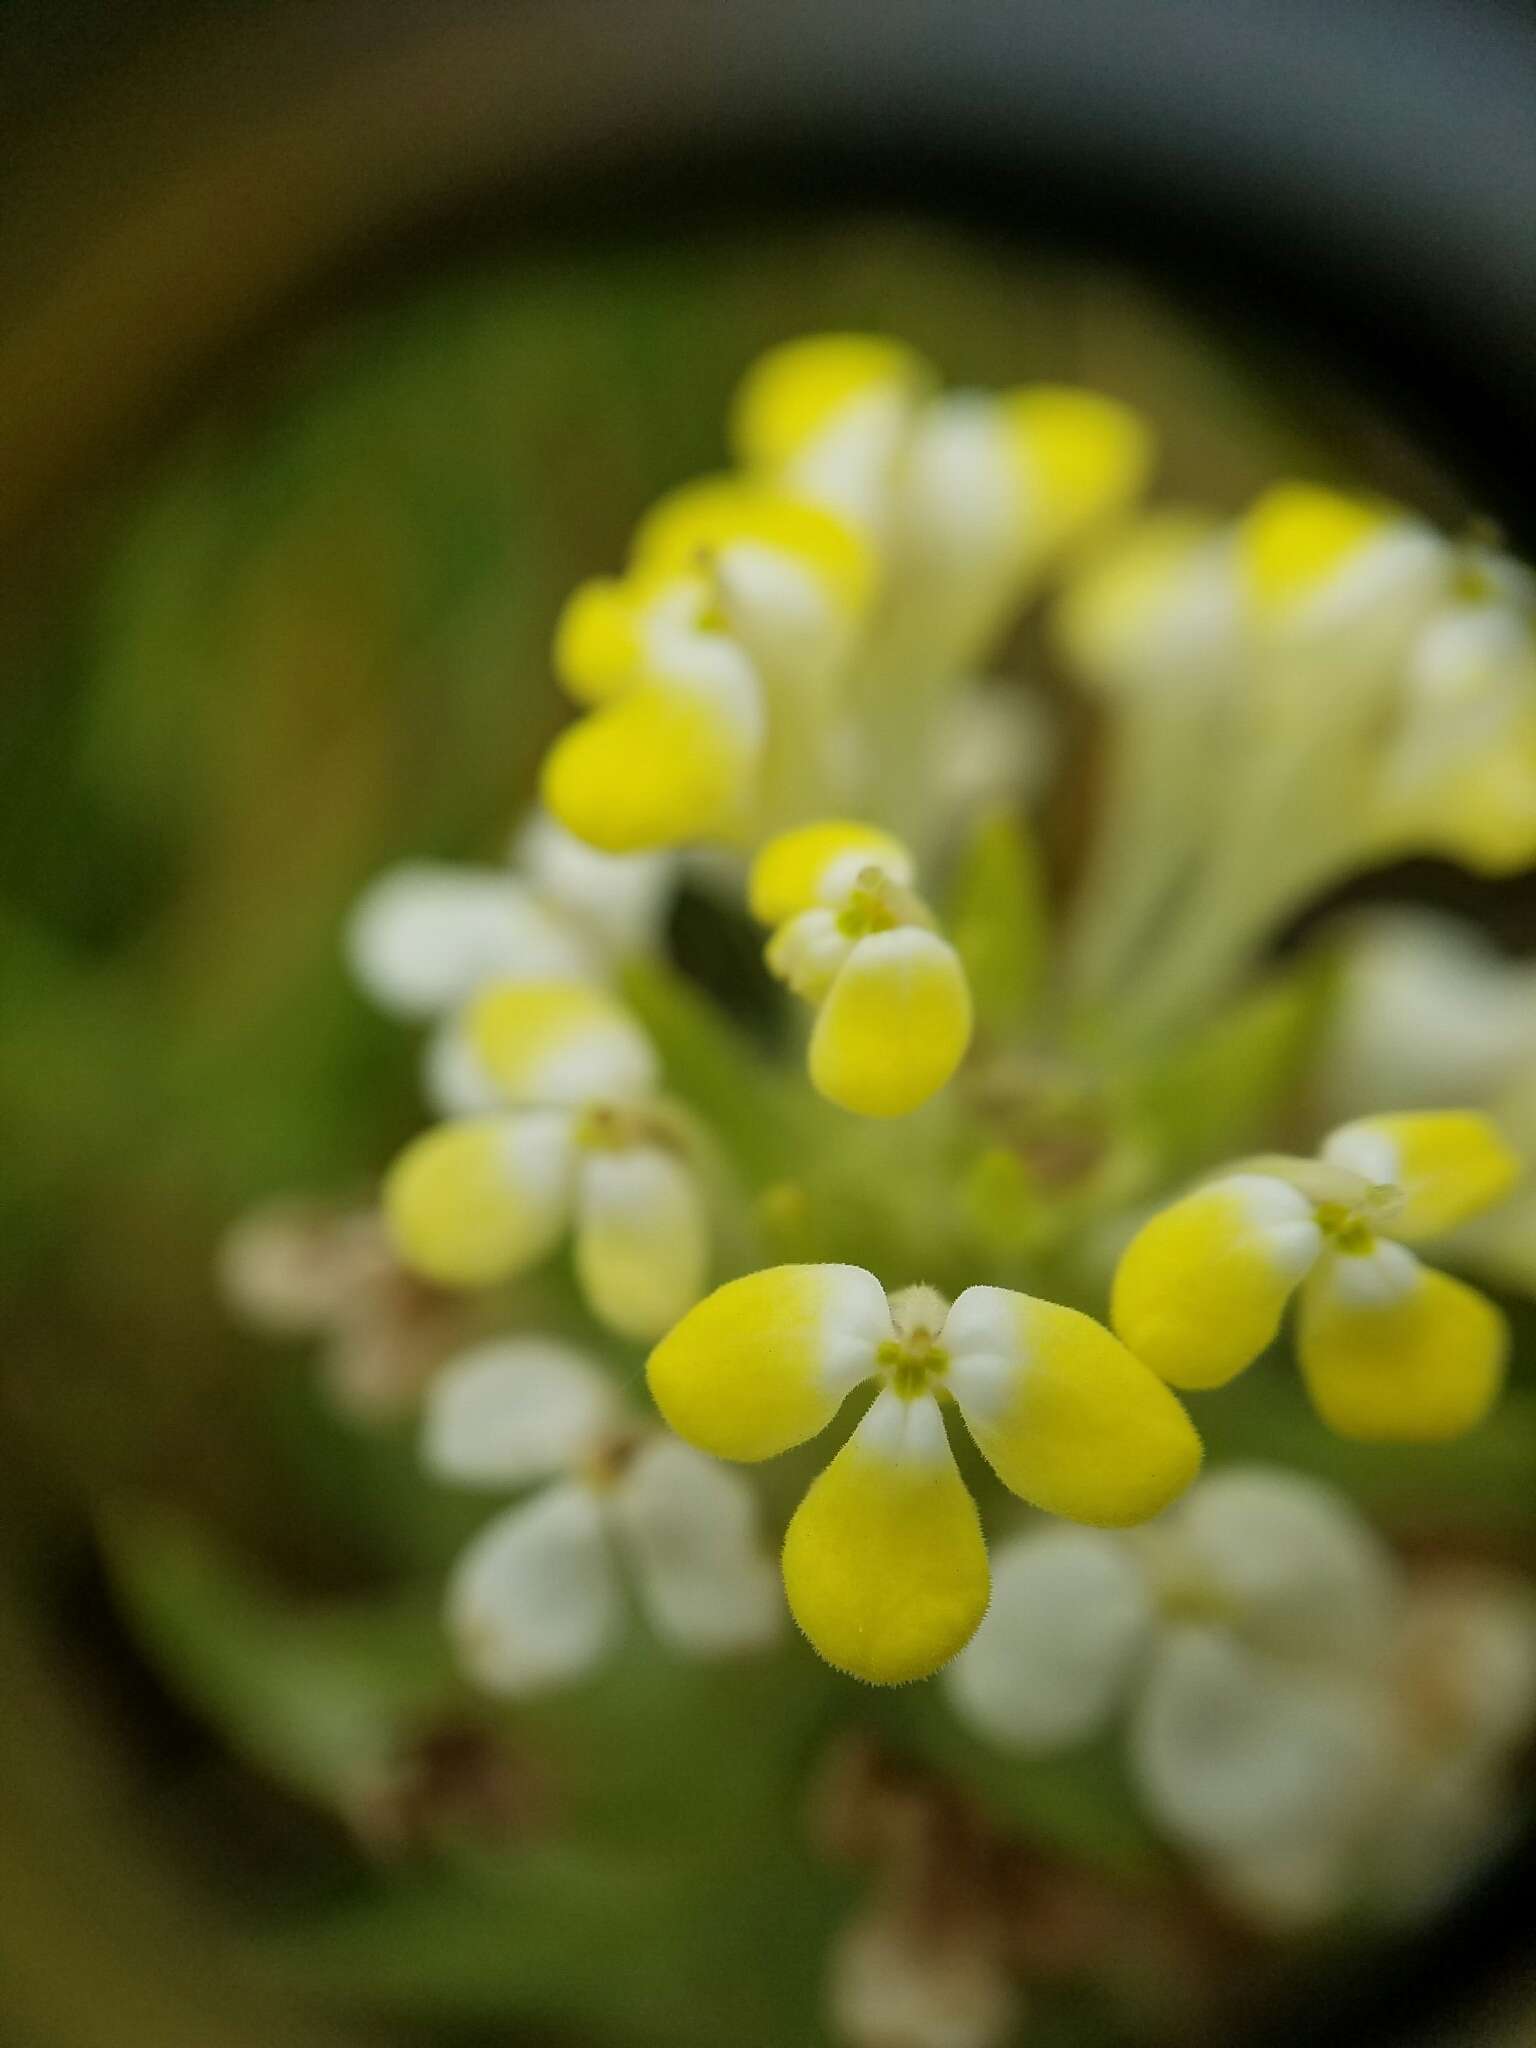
[947,1465,1536,1928]
[229,329,1536,1967]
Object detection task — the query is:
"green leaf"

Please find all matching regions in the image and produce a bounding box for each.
[260,1638,848,2043]
[946,805,1050,1037]
[99,1504,460,1820]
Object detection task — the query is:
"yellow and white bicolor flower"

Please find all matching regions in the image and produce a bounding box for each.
[345,811,675,1113]
[945,1468,1399,1885]
[1374,547,1536,874]
[541,474,875,853]
[425,1336,781,1695]
[542,567,767,853]
[730,333,930,535]
[734,333,1152,578]
[647,1265,1202,1685]
[383,980,708,1340]
[1237,482,1448,655]
[750,821,973,1118]
[1320,910,1536,1300]
[544,333,1152,860]
[1052,507,1238,698]
[1112,1111,1519,1440]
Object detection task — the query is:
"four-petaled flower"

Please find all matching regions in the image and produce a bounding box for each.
[946,1468,1398,1889]
[1112,1110,1519,1439]
[384,980,707,1339]
[426,1336,781,1696]
[750,821,973,1118]
[647,1264,1201,1685]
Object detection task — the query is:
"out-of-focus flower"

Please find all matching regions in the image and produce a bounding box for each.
[1318,909,1536,1120]
[347,811,673,1020]
[751,821,973,1117]
[1209,1566,1536,1929]
[647,1266,1200,1683]
[345,811,675,1114]
[1372,547,1536,874]
[384,980,708,1339]
[1112,1110,1518,1438]
[426,1337,780,1695]
[1316,908,1536,1298]
[218,1199,473,1420]
[542,334,1152,861]
[946,1468,1397,1880]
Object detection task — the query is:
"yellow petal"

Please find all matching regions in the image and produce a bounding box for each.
[1003,387,1153,556]
[730,334,924,470]
[810,929,973,1118]
[1050,507,1221,690]
[748,820,913,927]
[574,1143,709,1341]
[382,1112,574,1288]
[1111,1174,1322,1389]
[1418,742,1536,875]
[645,1262,889,1461]
[1298,1249,1507,1441]
[633,476,875,621]
[464,980,656,1106]
[1322,1111,1521,1240]
[541,676,758,853]
[945,1287,1202,1527]
[552,577,644,706]
[781,1392,988,1684]
[1238,483,1398,624]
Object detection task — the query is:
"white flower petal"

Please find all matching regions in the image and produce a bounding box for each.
[423,1337,623,1487]
[612,1435,782,1657]
[346,863,596,1018]
[574,1142,709,1341]
[447,1482,621,1696]
[513,811,676,958]
[1171,1466,1399,1666]
[1132,1627,1390,1862]
[1320,909,1536,1119]
[945,1524,1153,1752]
[420,1019,503,1116]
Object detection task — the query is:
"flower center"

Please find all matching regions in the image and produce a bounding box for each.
[878,1284,952,1400]
[574,1102,677,1154]
[1315,1179,1403,1254]
[834,865,933,941]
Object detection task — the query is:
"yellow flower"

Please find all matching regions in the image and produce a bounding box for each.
[1112,1111,1519,1439]
[1237,483,1445,642]
[750,820,973,1117]
[647,1266,1202,1684]
[542,572,766,852]
[383,980,707,1340]
[541,475,876,853]
[1375,548,1536,874]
